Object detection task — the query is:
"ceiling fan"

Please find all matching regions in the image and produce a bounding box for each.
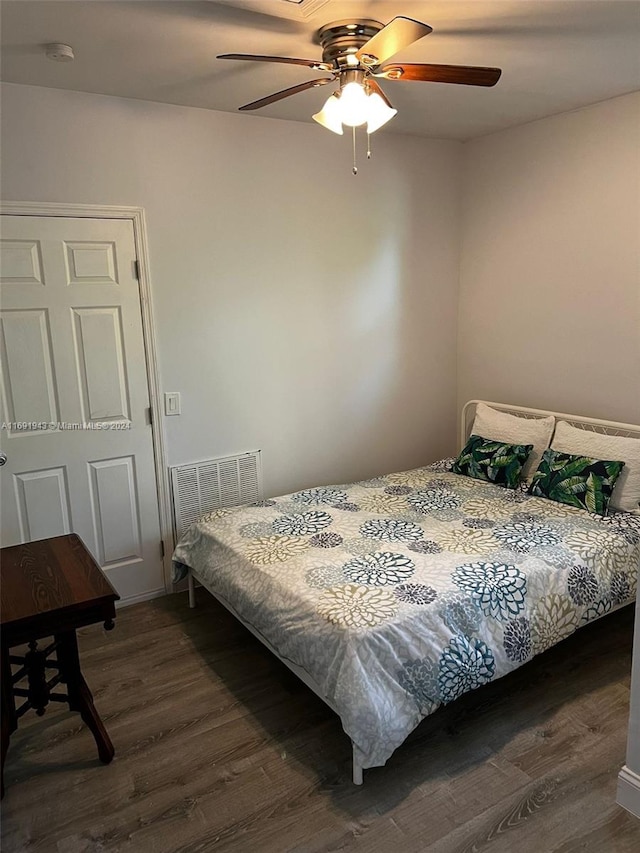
[219,16,501,134]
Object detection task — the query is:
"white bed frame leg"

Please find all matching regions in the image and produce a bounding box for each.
[352,742,363,786]
[188,568,196,609]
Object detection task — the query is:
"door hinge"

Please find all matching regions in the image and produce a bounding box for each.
[160,539,165,559]
[146,406,153,426]
[133,259,140,279]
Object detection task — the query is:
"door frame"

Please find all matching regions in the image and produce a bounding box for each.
[1,201,173,597]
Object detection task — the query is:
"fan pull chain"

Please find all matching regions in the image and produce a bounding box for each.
[352,126,358,175]
[367,132,372,159]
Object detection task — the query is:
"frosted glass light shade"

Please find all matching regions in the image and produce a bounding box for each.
[365,92,397,133]
[312,94,344,134]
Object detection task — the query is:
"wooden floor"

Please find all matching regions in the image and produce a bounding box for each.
[2,590,639,853]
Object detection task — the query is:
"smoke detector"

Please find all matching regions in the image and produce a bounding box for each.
[45,43,74,62]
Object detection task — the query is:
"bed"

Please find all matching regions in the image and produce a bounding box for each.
[172,401,640,784]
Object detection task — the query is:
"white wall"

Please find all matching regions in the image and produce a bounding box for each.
[1,82,462,498]
[458,92,640,425]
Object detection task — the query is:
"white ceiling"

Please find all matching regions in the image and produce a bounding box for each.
[2,0,639,140]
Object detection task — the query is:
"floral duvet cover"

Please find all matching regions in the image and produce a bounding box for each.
[173,460,640,769]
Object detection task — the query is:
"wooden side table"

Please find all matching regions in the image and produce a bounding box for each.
[0,534,120,797]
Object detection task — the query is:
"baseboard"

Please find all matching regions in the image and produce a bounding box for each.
[115,587,166,608]
[617,765,640,818]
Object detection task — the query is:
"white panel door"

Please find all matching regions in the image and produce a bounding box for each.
[0,215,163,600]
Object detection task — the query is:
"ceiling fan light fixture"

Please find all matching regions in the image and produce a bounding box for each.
[314,82,397,135]
[312,93,344,134]
[223,15,502,159]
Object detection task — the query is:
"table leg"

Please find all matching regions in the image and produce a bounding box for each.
[25,641,50,716]
[1,644,18,798]
[55,630,114,764]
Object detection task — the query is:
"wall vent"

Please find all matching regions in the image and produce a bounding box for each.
[170,451,262,538]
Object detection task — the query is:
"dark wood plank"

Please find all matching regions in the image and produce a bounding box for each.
[1,591,637,853]
[426,738,640,853]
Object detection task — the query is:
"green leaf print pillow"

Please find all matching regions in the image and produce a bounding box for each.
[452,434,533,489]
[528,448,625,516]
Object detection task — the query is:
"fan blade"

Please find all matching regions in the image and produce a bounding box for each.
[218,53,333,72]
[377,63,502,87]
[365,78,394,109]
[356,17,433,67]
[239,78,334,111]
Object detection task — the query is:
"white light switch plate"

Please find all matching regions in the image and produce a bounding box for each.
[164,392,181,416]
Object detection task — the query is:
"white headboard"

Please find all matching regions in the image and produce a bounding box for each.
[460,400,640,450]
